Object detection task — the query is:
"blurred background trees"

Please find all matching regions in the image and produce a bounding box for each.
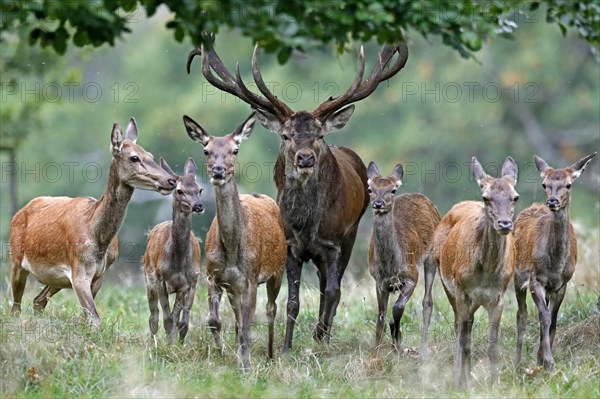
[0,2,598,281]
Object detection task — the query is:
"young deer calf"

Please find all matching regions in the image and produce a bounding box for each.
[366,162,440,351]
[514,152,597,369]
[10,118,175,326]
[143,157,204,344]
[183,112,286,372]
[433,156,518,386]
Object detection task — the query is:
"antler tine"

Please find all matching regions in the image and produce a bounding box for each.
[312,46,366,119]
[234,62,285,119]
[251,44,293,118]
[379,42,409,82]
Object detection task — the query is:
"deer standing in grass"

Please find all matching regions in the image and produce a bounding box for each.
[514,152,597,369]
[366,162,440,351]
[143,157,204,344]
[10,118,176,326]
[187,37,407,350]
[433,156,518,387]
[183,112,286,372]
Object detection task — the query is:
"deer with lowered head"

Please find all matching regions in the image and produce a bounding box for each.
[366,161,440,351]
[432,156,518,387]
[10,118,176,326]
[514,152,597,369]
[183,112,286,372]
[187,36,408,350]
[143,157,204,344]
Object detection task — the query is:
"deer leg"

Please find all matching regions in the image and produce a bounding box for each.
[375,285,389,351]
[486,298,504,385]
[421,255,437,351]
[171,291,185,343]
[454,292,474,387]
[315,246,345,343]
[207,278,224,352]
[11,260,28,317]
[548,286,566,348]
[179,281,197,344]
[240,281,257,372]
[157,281,176,344]
[283,255,303,353]
[390,280,416,351]
[91,275,105,298]
[33,286,61,314]
[266,275,282,359]
[145,277,160,337]
[530,279,554,369]
[227,289,248,372]
[514,278,528,368]
[71,270,101,327]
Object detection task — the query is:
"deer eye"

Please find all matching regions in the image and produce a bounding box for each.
[367,188,372,194]
[542,183,547,189]
[176,189,184,195]
[130,156,140,162]
[513,195,519,202]
[233,149,239,155]
[566,184,571,189]
[391,189,396,194]
[482,196,490,202]
[282,134,290,141]
[203,150,209,156]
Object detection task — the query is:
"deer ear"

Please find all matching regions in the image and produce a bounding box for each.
[501,156,518,184]
[160,157,177,178]
[570,151,597,180]
[324,105,355,133]
[390,163,404,187]
[367,161,381,184]
[125,117,139,143]
[231,112,256,145]
[253,108,282,134]
[183,115,210,146]
[184,157,198,177]
[471,156,488,187]
[111,123,123,153]
[534,155,549,177]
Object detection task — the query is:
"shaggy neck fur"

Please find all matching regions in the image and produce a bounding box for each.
[214,177,244,260]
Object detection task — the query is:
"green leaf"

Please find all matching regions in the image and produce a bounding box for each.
[277,46,292,64]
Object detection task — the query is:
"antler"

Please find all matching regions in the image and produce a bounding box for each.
[187,42,293,121]
[312,42,408,120]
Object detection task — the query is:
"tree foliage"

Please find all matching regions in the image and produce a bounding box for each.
[1,0,599,62]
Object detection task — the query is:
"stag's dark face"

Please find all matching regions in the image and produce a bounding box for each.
[280,112,328,182]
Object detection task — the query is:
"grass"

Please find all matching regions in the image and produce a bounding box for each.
[1,228,598,398]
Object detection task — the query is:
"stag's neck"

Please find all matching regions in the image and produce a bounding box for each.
[93,161,134,253]
[372,211,404,266]
[480,211,507,270]
[214,179,244,255]
[548,207,571,259]
[171,204,193,268]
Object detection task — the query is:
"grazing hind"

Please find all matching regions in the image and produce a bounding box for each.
[514,152,597,369]
[144,157,204,344]
[10,118,176,326]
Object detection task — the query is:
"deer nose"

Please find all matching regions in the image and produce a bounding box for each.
[296,152,315,168]
[212,165,226,178]
[546,198,560,208]
[167,179,176,188]
[372,199,385,209]
[497,220,513,231]
[192,203,204,213]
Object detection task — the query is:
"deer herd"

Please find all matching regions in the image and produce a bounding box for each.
[8,37,597,386]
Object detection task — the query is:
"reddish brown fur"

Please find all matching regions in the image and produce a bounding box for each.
[433,156,518,387]
[514,152,596,369]
[9,119,175,325]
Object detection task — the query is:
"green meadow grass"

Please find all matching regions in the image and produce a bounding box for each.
[1,229,598,398]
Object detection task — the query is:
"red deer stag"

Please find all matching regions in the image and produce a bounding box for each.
[433,156,518,386]
[10,118,176,326]
[366,161,440,351]
[144,157,204,344]
[183,112,286,372]
[187,38,408,350]
[514,152,597,369]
